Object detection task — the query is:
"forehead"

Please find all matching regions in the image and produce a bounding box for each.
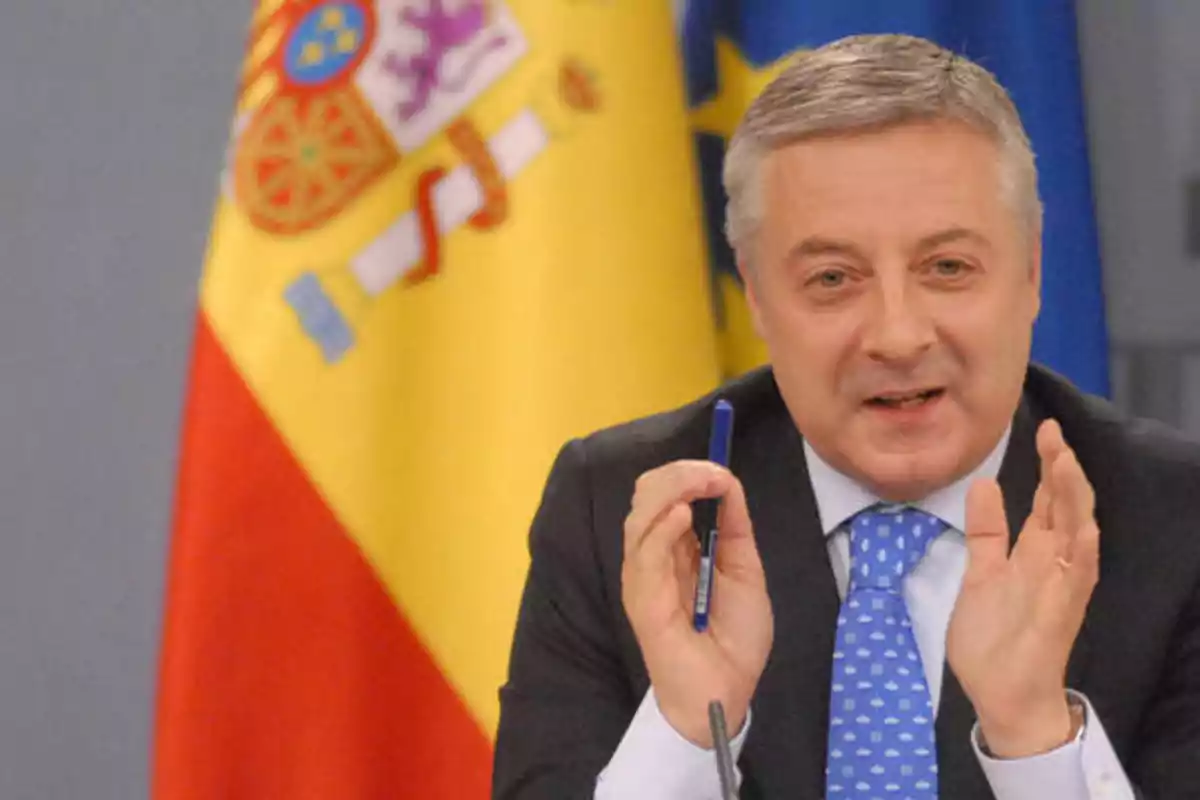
[760,119,1016,243]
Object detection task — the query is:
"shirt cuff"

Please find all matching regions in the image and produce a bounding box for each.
[972,690,1135,800]
[594,687,750,800]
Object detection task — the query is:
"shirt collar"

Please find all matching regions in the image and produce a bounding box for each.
[802,425,1012,535]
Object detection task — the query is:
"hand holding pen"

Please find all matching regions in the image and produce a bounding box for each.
[620,399,774,750]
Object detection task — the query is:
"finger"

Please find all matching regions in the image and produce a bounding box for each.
[1012,466,1060,575]
[1036,418,1066,460]
[963,478,1010,586]
[713,475,763,582]
[1053,446,1095,540]
[1011,509,1060,578]
[628,501,694,582]
[625,461,732,554]
[1043,516,1100,632]
[716,473,751,541]
[1030,476,1052,530]
[673,533,700,611]
[1036,419,1067,528]
[1068,519,1101,593]
[1060,462,1099,587]
[1017,449,1056,572]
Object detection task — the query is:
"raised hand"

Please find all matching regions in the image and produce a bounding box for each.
[621,460,774,748]
[946,419,1099,756]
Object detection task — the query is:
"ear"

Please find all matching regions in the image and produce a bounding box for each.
[1028,227,1042,320]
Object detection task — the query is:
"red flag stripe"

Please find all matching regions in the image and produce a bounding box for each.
[153,312,492,798]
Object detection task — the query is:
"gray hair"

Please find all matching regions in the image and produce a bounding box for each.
[723,33,1043,261]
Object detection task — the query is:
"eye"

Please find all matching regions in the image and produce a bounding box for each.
[809,268,847,288]
[931,258,968,278]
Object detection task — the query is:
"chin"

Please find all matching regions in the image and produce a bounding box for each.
[846,439,970,502]
[862,455,962,501]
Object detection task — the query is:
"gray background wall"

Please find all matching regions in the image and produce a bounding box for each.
[0,4,247,798]
[1081,0,1200,432]
[1,2,1196,798]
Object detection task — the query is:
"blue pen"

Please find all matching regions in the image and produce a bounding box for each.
[693,399,734,632]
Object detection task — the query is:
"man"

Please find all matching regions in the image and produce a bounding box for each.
[492,33,1200,799]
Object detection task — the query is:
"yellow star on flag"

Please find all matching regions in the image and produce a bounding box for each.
[688,37,795,377]
[689,36,792,139]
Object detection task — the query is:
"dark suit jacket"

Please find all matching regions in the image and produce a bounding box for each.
[492,364,1200,798]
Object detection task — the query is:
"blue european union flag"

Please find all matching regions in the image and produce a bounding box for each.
[682,0,1110,397]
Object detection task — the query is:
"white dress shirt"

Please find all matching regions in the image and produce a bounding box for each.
[594,428,1135,799]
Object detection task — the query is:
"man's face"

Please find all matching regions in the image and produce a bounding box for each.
[743,119,1041,501]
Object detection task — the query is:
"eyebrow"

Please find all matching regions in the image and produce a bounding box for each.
[784,226,992,265]
[785,237,866,265]
[914,227,993,253]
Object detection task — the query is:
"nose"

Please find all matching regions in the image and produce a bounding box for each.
[861,278,935,366]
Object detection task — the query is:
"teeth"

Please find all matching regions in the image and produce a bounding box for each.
[875,391,933,408]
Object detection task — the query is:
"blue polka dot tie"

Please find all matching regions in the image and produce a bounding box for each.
[824,505,947,798]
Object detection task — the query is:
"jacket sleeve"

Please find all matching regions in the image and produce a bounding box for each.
[1130,569,1200,796]
[492,438,637,799]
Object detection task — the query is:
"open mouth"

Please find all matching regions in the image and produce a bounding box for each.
[865,388,946,410]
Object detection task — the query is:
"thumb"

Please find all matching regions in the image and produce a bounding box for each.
[963,478,1010,586]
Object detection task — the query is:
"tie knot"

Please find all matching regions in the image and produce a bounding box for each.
[848,505,946,591]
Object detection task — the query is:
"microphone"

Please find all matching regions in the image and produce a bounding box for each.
[708,700,739,800]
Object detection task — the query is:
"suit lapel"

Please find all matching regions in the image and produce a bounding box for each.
[736,388,842,799]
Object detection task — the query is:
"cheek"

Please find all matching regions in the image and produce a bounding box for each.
[930,289,1032,381]
[933,302,991,355]
[761,301,861,384]
[936,274,1022,330]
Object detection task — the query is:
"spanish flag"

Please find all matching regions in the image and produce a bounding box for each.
[152,2,719,796]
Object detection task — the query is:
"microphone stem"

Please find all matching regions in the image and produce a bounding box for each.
[708,700,739,800]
